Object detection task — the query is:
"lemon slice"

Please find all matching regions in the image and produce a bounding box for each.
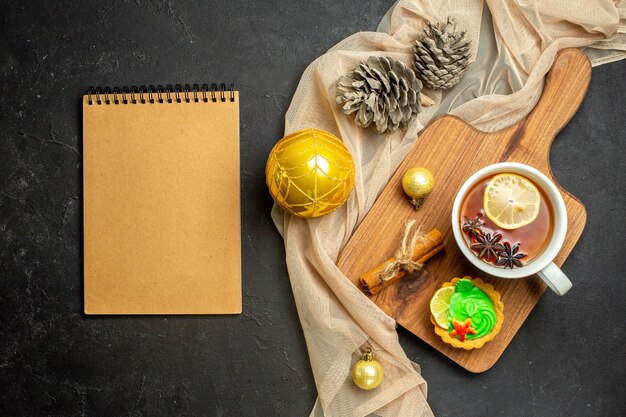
[430,286,455,329]
[483,173,541,230]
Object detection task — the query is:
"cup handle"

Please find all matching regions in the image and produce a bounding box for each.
[536,262,572,296]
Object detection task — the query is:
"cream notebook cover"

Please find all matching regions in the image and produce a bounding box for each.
[83,85,241,314]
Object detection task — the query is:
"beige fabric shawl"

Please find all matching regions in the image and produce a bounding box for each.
[271,1,626,416]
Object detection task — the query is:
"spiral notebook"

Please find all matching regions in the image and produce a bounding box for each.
[83,84,241,314]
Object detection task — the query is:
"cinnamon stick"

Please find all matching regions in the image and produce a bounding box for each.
[359,228,444,295]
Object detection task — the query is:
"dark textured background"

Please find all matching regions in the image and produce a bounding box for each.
[1,1,625,416]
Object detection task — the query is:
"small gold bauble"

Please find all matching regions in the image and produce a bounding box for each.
[266,128,355,218]
[352,348,383,390]
[402,167,434,210]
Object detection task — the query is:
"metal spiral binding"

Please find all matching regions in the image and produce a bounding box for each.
[87,83,236,105]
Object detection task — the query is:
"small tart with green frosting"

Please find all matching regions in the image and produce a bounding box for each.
[430,277,504,350]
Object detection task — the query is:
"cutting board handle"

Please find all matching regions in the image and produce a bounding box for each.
[508,49,591,161]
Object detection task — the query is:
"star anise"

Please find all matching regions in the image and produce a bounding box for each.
[470,232,505,262]
[461,214,485,238]
[496,242,527,268]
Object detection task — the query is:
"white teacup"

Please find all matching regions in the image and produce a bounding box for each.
[451,162,572,296]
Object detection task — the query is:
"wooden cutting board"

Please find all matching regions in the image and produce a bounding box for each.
[336,48,591,373]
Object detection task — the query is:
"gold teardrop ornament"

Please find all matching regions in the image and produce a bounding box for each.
[352,348,383,390]
[402,167,434,209]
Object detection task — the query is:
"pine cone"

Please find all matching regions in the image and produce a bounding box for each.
[413,17,471,90]
[335,56,422,134]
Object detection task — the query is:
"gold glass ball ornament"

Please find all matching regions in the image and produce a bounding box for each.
[352,348,383,390]
[402,167,434,209]
[266,128,355,218]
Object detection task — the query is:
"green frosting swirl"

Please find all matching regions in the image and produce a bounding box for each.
[448,279,496,339]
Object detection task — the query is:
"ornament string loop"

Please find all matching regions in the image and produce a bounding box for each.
[377,220,425,283]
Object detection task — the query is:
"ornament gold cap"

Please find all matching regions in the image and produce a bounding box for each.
[409,197,425,210]
[362,347,373,361]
